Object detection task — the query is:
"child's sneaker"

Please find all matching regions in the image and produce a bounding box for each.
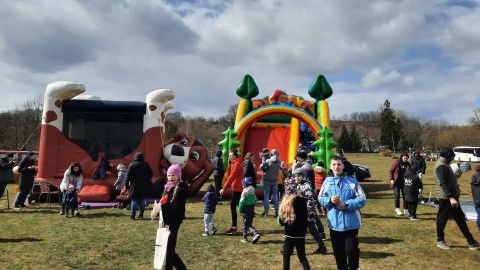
[252,233,260,244]
[212,226,217,235]
[319,233,327,241]
[241,238,248,243]
[202,232,209,237]
[395,208,402,216]
[409,216,420,221]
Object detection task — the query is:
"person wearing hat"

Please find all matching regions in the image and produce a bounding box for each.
[434,147,480,250]
[471,164,480,233]
[279,177,311,270]
[13,152,37,209]
[0,153,15,200]
[125,152,153,220]
[160,163,188,270]
[402,166,423,220]
[410,150,427,181]
[389,152,411,216]
[238,177,260,244]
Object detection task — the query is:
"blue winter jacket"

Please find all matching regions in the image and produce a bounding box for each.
[318,174,366,232]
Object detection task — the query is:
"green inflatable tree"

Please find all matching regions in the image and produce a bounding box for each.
[311,126,337,172]
[236,74,259,99]
[308,75,333,101]
[218,127,241,169]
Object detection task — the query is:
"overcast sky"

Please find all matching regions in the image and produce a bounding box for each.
[1,0,479,125]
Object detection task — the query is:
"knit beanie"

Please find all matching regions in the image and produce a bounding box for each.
[439,147,455,160]
[271,149,279,156]
[242,177,252,187]
[293,167,303,175]
[284,178,298,195]
[167,164,182,179]
[26,151,36,158]
[7,153,14,158]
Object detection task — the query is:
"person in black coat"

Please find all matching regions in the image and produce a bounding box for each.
[0,153,15,201]
[403,166,423,220]
[279,178,311,270]
[14,152,37,209]
[212,150,225,198]
[243,152,257,188]
[161,164,188,270]
[125,152,153,220]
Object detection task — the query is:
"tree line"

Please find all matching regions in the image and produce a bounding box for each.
[1,96,480,155]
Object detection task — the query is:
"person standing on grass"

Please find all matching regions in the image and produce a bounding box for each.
[60,162,83,216]
[260,149,281,217]
[389,152,410,216]
[0,153,15,211]
[471,165,480,233]
[410,150,426,181]
[125,152,153,220]
[319,156,366,270]
[279,178,311,270]
[220,149,244,235]
[212,150,225,198]
[292,168,327,255]
[201,184,218,237]
[160,164,188,270]
[243,152,257,188]
[238,177,260,244]
[434,147,480,250]
[13,151,37,210]
[113,163,127,197]
[402,166,423,220]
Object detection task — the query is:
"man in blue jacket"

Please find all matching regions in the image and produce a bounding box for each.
[319,156,366,270]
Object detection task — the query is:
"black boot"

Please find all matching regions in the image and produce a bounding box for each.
[301,261,311,270]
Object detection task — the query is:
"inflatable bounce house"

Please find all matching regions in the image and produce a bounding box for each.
[218,75,338,198]
[35,81,212,205]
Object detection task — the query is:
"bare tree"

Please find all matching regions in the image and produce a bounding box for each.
[468,108,480,128]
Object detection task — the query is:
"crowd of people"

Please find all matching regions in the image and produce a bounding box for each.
[2,144,480,269]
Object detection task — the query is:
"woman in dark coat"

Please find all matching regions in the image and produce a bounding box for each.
[125,152,153,220]
[243,152,257,188]
[14,152,37,209]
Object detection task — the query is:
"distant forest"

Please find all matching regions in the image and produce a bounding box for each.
[1,95,480,157]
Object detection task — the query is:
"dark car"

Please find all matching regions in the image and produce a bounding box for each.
[352,164,371,182]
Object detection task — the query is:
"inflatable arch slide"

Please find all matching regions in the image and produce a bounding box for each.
[219,75,338,198]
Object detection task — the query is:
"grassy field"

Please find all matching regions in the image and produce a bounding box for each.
[0,153,479,269]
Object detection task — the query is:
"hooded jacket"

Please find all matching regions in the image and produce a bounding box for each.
[223,156,244,193]
[238,185,256,217]
[0,156,15,183]
[114,164,128,191]
[126,152,153,199]
[17,156,36,190]
[213,151,224,176]
[319,174,366,232]
[202,185,218,214]
[261,152,281,183]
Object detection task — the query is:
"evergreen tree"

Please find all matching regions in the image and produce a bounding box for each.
[338,124,352,151]
[380,100,397,150]
[350,124,362,152]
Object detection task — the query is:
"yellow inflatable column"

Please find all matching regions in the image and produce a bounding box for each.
[289,118,300,165]
[319,100,330,129]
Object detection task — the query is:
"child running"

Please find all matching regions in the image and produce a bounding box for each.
[238,177,260,244]
[278,178,311,270]
[201,184,218,236]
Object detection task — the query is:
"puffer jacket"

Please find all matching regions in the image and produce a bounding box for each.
[238,185,256,217]
[434,157,460,199]
[261,154,281,183]
[114,164,128,191]
[126,153,153,199]
[319,174,366,232]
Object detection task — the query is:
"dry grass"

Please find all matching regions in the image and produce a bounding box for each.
[0,153,479,270]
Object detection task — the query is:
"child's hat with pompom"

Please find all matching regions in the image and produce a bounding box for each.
[242,177,252,187]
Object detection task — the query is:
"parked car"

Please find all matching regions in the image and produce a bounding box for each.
[352,164,371,182]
